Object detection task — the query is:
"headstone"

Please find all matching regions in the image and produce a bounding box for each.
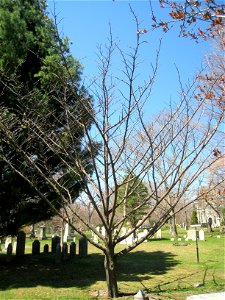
[126,233,134,245]
[156,229,162,239]
[16,231,26,256]
[51,235,60,253]
[93,233,99,243]
[121,227,126,236]
[6,243,13,262]
[178,238,182,241]
[70,242,76,257]
[63,222,69,243]
[199,229,205,241]
[55,243,61,264]
[13,241,17,253]
[79,237,88,257]
[32,240,40,255]
[137,229,148,242]
[62,242,68,260]
[39,225,47,240]
[187,229,199,241]
[5,236,12,251]
[101,226,106,237]
[134,290,148,300]
[30,224,35,238]
[43,244,49,253]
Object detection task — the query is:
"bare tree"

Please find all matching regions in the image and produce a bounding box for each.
[0,14,224,298]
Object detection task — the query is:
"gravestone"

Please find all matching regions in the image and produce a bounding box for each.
[93,233,99,243]
[5,236,12,251]
[101,226,106,237]
[156,228,162,239]
[55,243,61,264]
[62,242,68,260]
[16,231,26,256]
[187,229,199,241]
[51,235,60,253]
[199,229,205,241]
[137,229,148,242]
[79,237,88,257]
[39,225,47,240]
[121,227,126,236]
[30,224,35,238]
[63,222,72,243]
[125,233,134,245]
[32,240,40,255]
[43,244,49,253]
[70,242,76,257]
[6,243,13,262]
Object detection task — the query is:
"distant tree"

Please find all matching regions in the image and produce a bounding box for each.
[0,0,94,236]
[117,173,149,228]
[190,209,198,225]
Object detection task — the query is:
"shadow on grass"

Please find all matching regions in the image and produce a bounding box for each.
[0,250,179,292]
[118,250,179,280]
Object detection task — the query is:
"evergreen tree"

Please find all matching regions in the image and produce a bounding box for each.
[190,209,198,225]
[117,173,149,228]
[0,0,93,236]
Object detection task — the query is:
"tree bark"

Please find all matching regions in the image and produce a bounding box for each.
[104,247,118,298]
[170,214,178,237]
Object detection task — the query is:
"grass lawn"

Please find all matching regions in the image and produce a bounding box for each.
[0,230,224,299]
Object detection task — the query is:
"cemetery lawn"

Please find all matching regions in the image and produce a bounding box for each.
[0,232,224,300]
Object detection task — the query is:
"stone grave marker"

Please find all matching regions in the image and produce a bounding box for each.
[79,237,88,257]
[187,229,199,241]
[5,236,12,251]
[199,229,205,241]
[39,225,47,240]
[156,228,162,239]
[63,222,70,243]
[121,227,126,236]
[32,240,40,255]
[6,243,13,262]
[16,231,26,256]
[70,242,76,257]
[62,242,68,260]
[43,244,49,253]
[51,235,60,253]
[55,243,61,264]
[93,233,99,243]
[101,226,106,237]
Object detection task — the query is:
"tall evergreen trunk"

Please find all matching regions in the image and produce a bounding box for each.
[104,246,118,298]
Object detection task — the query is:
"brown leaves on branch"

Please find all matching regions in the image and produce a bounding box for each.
[150,0,225,41]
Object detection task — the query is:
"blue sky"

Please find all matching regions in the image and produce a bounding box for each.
[47,0,210,115]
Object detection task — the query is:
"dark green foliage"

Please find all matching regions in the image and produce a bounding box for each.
[0,0,93,236]
[190,209,198,225]
[117,173,149,228]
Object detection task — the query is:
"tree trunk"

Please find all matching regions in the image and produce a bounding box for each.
[170,214,178,237]
[104,248,118,298]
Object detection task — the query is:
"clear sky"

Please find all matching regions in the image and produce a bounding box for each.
[46,0,210,115]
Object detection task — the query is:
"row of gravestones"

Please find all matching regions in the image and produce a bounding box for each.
[3,231,88,263]
[92,227,162,245]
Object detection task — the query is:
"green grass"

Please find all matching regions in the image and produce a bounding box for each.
[0,231,224,299]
